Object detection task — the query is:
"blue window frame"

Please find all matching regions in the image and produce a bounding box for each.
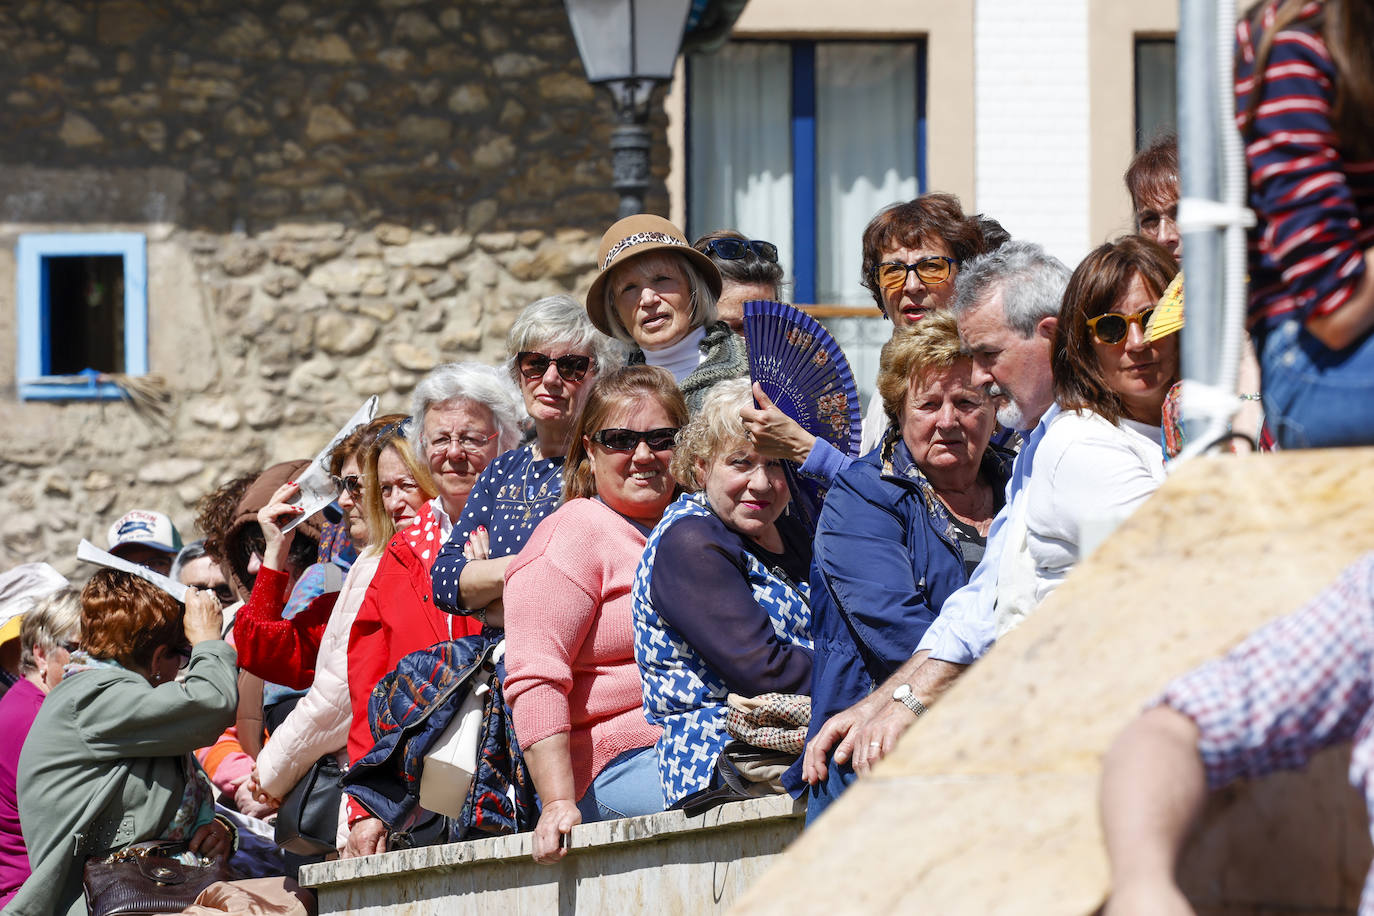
[687,39,926,306]
[15,233,147,401]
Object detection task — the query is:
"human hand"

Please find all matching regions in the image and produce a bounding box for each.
[183,588,224,646]
[235,772,279,818]
[188,819,233,860]
[532,799,580,864]
[741,383,816,464]
[257,482,304,571]
[342,817,389,859]
[463,526,491,561]
[849,701,920,776]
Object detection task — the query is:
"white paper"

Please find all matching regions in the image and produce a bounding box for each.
[281,396,379,534]
[77,539,189,604]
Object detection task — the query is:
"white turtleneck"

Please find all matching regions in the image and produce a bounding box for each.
[641,326,706,383]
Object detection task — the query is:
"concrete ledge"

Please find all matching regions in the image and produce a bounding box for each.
[302,795,803,915]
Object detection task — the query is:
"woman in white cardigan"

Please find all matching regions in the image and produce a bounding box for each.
[245,414,406,849]
[1025,237,1179,603]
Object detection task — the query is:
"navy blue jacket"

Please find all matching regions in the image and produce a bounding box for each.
[803,436,1012,812]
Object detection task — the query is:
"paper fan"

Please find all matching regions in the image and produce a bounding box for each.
[742,299,862,457]
[1145,271,1185,342]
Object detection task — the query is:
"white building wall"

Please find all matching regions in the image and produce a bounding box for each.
[975,0,1091,267]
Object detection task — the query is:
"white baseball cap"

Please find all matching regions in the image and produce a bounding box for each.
[107,509,183,557]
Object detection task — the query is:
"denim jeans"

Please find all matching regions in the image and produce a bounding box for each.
[575,746,665,823]
[1257,318,1374,449]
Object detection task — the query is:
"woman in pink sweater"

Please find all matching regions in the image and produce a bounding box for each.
[504,365,687,863]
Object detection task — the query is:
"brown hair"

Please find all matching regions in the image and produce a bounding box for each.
[1240,0,1374,158]
[562,365,688,501]
[80,568,184,670]
[361,418,439,547]
[196,473,256,567]
[1124,132,1179,214]
[1053,236,1179,424]
[860,193,987,314]
[875,311,972,429]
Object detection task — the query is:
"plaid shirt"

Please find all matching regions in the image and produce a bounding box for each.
[1159,553,1374,911]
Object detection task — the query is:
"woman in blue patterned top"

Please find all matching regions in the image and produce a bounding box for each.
[632,379,813,807]
[431,296,622,627]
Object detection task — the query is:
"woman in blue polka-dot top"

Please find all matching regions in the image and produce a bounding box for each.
[431,295,623,627]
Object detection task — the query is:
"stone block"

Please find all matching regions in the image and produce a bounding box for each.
[58,112,103,147]
[398,115,451,146]
[289,34,355,64]
[308,258,385,296]
[219,241,267,277]
[491,52,542,78]
[393,11,440,43]
[447,85,489,114]
[736,449,1374,914]
[390,342,438,372]
[190,401,242,431]
[314,313,378,356]
[382,236,473,267]
[349,357,390,397]
[305,105,355,143]
[376,224,411,246]
[136,458,206,484]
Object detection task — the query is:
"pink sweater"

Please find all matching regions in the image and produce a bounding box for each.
[504,498,661,802]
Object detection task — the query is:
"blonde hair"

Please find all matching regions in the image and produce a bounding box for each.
[876,311,969,428]
[602,251,719,345]
[362,426,439,546]
[670,379,752,491]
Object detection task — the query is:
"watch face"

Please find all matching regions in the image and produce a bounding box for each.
[893,684,910,700]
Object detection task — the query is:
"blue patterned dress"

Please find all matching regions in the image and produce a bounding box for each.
[632,492,813,805]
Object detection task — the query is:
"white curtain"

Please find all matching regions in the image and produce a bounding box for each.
[688,43,795,286]
[815,43,919,306]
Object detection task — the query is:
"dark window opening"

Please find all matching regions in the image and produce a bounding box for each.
[44,254,125,375]
[1135,38,1177,150]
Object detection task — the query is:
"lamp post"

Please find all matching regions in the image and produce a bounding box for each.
[564,0,694,218]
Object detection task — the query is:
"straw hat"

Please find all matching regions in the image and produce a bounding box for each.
[1145,271,1185,342]
[584,214,723,338]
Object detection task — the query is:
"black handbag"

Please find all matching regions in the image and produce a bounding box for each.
[273,753,344,855]
[82,840,234,916]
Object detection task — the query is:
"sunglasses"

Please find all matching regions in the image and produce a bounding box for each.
[702,238,780,263]
[331,474,362,499]
[175,644,194,670]
[874,257,958,292]
[517,351,592,383]
[591,427,680,452]
[59,640,80,653]
[1086,307,1156,345]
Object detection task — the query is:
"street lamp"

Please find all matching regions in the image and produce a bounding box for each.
[564,0,694,218]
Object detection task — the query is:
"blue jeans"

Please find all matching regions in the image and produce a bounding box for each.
[575,746,665,823]
[1257,318,1374,448]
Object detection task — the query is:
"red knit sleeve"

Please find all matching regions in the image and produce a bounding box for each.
[233,568,335,689]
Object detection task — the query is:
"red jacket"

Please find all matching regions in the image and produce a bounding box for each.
[233,566,336,690]
[346,503,482,769]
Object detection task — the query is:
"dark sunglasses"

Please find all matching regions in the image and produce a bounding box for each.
[59,640,80,653]
[331,474,362,499]
[517,351,592,383]
[874,256,958,291]
[702,238,779,263]
[591,427,679,452]
[1086,307,1156,345]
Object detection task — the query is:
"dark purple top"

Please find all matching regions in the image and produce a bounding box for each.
[0,678,44,905]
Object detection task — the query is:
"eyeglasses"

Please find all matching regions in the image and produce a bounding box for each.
[210,584,235,605]
[331,474,362,499]
[874,256,958,291]
[175,644,194,670]
[591,427,680,452]
[427,429,499,457]
[1086,307,1156,345]
[59,640,80,653]
[517,351,592,383]
[701,238,779,263]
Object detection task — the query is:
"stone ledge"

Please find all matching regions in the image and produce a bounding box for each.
[301,794,803,889]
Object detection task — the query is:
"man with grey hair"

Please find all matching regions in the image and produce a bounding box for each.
[802,240,1072,786]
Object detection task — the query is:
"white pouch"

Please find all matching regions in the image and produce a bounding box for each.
[419,679,488,820]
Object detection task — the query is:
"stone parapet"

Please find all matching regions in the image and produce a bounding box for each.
[301,795,803,915]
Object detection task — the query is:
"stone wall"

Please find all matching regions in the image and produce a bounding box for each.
[0,0,673,576]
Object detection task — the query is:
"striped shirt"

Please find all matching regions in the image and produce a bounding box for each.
[1235,1,1374,332]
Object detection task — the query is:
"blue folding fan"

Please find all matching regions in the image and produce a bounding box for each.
[742,299,862,458]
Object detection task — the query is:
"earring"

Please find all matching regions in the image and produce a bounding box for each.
[152,671,161,684]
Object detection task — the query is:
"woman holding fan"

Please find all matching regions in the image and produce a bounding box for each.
[801,312,1011,820]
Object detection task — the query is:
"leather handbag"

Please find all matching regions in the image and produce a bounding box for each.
[82,840,233,916]
[417,678,488,819]
[274,753,344,855]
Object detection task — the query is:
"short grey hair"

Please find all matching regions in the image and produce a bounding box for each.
[951,240,1071,338]
[171,539,209,584]
[602,251,720,346]
[505,295,625,383]
[19,587,81,674]
[410,362,525,457]
[670,378,751,491]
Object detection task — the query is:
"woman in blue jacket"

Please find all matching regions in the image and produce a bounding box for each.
[802,311,1012,821]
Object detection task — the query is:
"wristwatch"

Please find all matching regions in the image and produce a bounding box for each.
[892,683,927,717]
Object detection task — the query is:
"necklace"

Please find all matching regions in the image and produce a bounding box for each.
[516,446,559,522]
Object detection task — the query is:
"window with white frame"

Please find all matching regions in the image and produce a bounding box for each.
[15,233,148,400]
[686,39,926,306]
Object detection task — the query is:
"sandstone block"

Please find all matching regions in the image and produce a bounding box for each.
[314,313,378,356]
[492,52,541,77]
[447,85,489,114]
[393,11,440,43]
[59,112,103,147]
[376,224,412,246]
[472,135,515,170]
[537,72,596,103]
[289,34,354,64]
[382,236,472,267]
[305,104,355,143]
[377,47,414,71]
[137,458,206,484]
[440,327,483,353]
[84,471,114,491]
[190,401,243,431]
[391,342,438,372]
[263,222,348,242]
[219,242,267,277]
[477,231,516,253]
[245,401,284,429]
[307,258,385,295]
[358,299,397,322]
[349,357,390,397]
[399,114,451,145]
